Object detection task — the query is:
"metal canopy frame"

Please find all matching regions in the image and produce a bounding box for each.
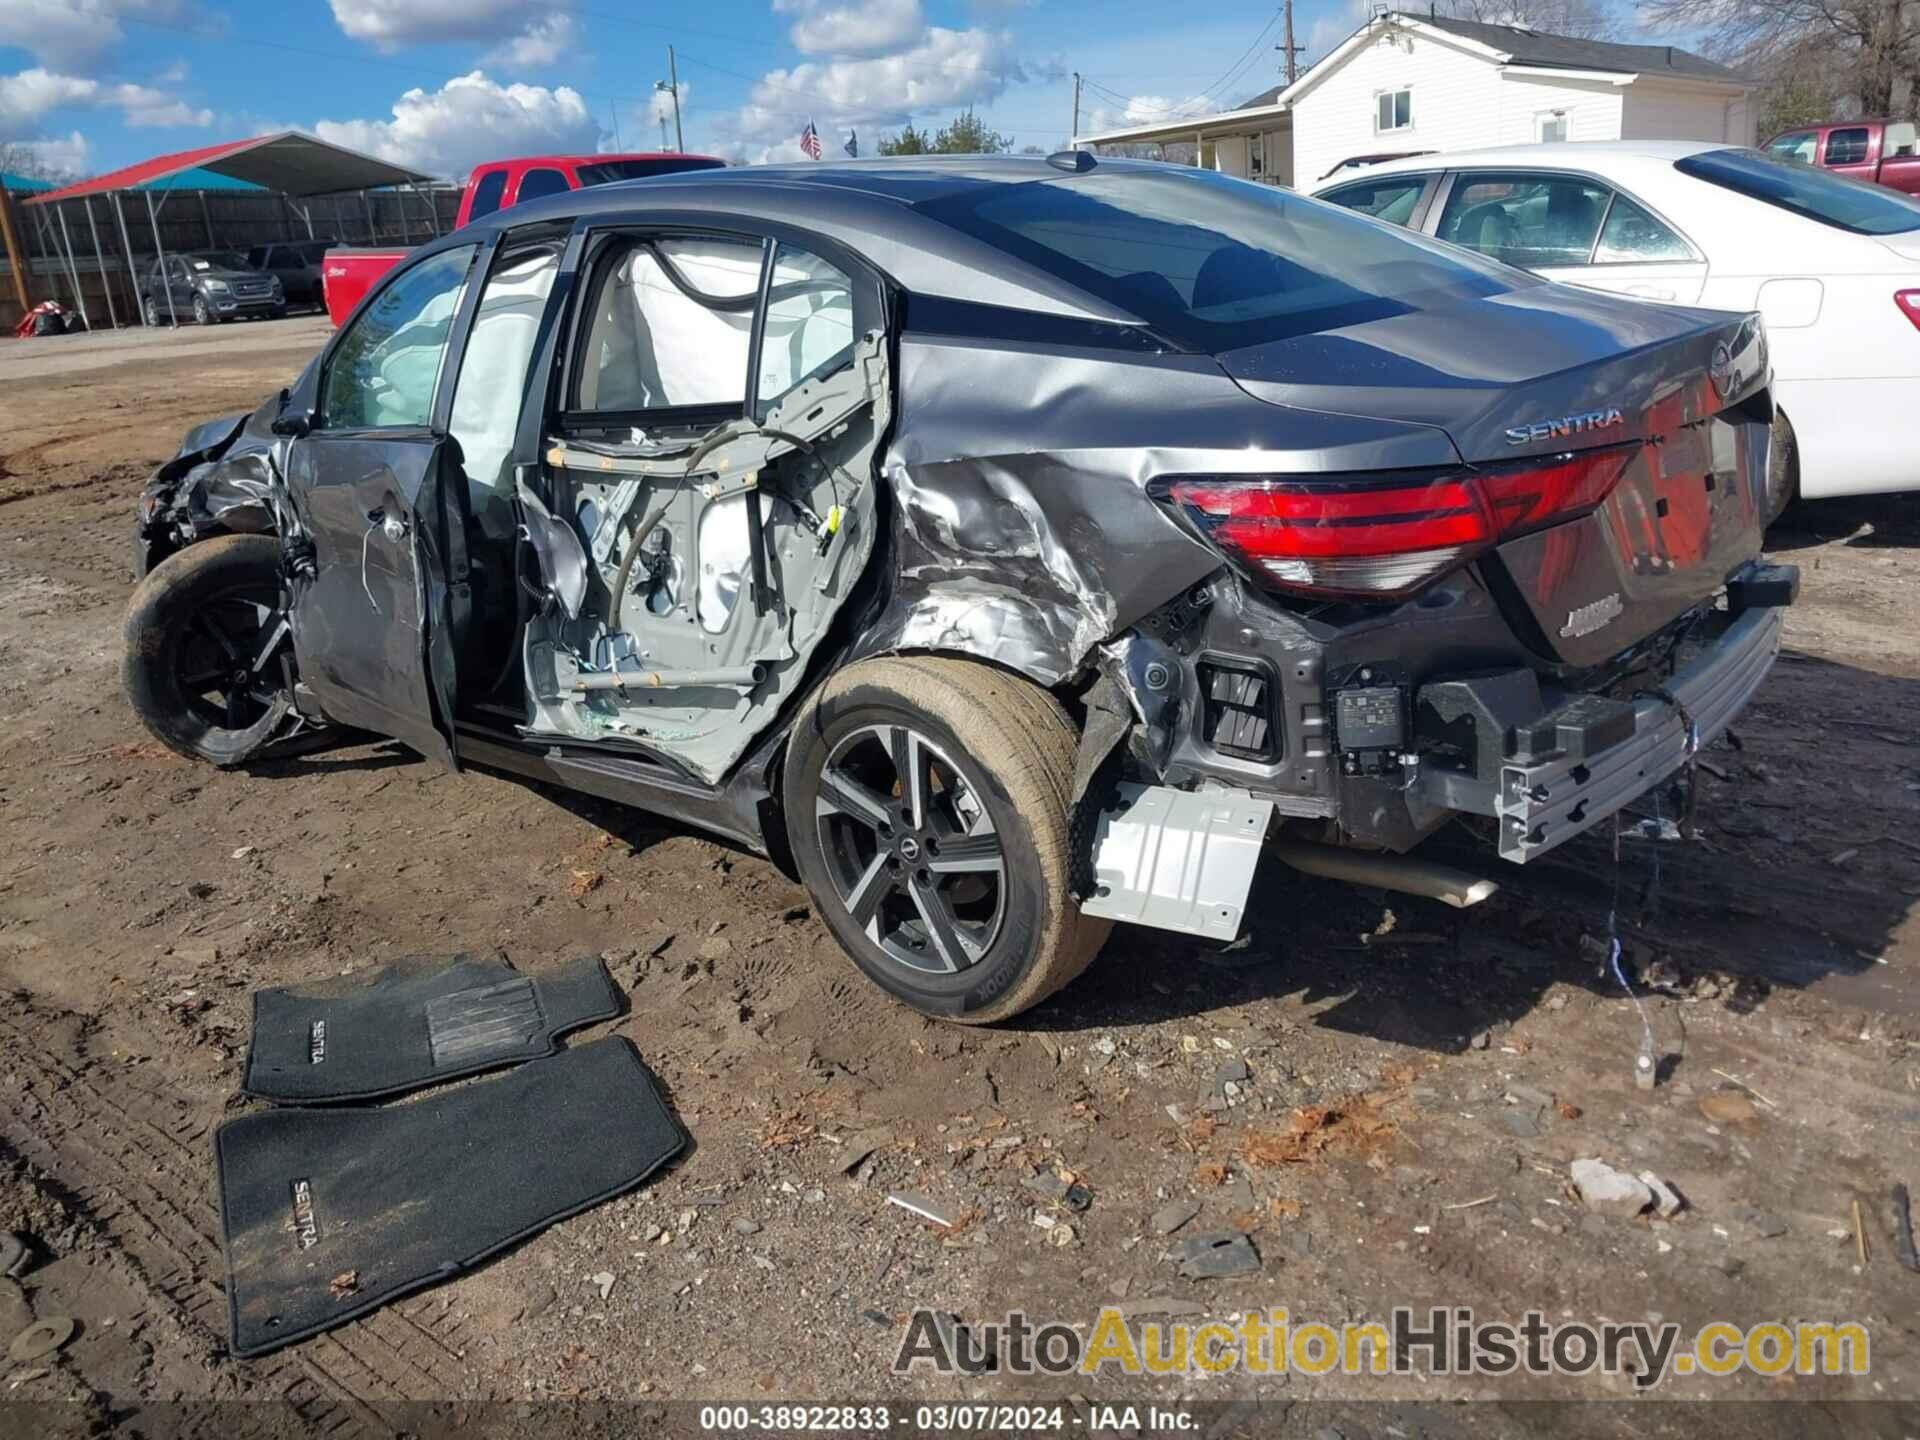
[18,131,436,331]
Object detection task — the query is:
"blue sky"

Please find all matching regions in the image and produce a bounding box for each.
[0,0,1380,180]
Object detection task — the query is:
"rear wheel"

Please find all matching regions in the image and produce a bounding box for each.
[1764,411,1799,527]
[784,656,1110,1024]
[143,296,161,327]
[123,535,297,767]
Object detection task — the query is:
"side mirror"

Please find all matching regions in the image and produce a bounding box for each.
[272,389,313,438]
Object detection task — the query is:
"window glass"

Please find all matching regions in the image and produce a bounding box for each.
[1537,113,1569,143]
[515,167,571,204]
[1376,89,1411,132]
[1676,147,1920,234]
[575,158,727,186]
[1592,195,1692,263]
[1436,173,1610,267]
[1824,127,1870,166]
[247,247,268,268]
[575,237,764,412]
[916,167,1518,352]
[1765,132,1816,164]
[467,169,509,220]
[1886,123,1917,158]
[1322,177,1427,227]
[757,245,856,414]
[449,244,561,494]
[322,246,474,429]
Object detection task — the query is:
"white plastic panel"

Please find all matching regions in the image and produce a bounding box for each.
[1081,783,1275,942]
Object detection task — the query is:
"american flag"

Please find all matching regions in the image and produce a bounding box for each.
[799,120,822,160]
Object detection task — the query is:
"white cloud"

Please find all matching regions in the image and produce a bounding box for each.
[774,0,927,57]
[483,11,580,68]
[313,71,602,180]
[0,0,188,74]
[715,25,1027,162]
[329,0,579,63]
[1084,92,1218,132]
[0,66,209,138]
[7,129,91,178]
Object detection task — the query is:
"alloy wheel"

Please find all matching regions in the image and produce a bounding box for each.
[173,585,293,734]
[814,723,1007,975]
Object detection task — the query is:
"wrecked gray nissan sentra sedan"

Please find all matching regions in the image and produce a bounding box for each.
[125,155,1797,1022]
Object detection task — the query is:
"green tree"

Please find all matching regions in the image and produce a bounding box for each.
[877,112,1013,156]
[877,123,931,156]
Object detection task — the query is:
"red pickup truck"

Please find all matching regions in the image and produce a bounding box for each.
[322,151,726,326]
[1762,120,1920,196]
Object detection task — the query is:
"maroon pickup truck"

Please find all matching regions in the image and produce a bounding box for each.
[1763,120,1920,196]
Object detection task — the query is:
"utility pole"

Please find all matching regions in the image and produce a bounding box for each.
[0,182,31,313]
[668,46,685,152]
[1279,0,1303,84]
[1071,71,1082,143]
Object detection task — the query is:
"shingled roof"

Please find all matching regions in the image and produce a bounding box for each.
[1237,11,1744,108]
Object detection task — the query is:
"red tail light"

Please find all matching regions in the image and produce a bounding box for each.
[1897,290,1920,333]
[1161,445,1635,599]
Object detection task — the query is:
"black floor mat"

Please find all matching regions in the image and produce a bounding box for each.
[216,1037,685,1357]
[242,952,621,1103]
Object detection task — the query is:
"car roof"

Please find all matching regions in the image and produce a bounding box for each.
[453,154,1208,325]
[470,152,726,171]
[1310,139,1737,187]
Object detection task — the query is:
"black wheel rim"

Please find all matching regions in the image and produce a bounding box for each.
[172,583,293,735]
[815,724,1007,975]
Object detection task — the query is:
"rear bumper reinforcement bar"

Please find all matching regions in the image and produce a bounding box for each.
[1480,604,1784,863]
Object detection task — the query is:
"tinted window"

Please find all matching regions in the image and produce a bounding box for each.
[515,167,571,203]
[467,169,509,220]
[1593,195,1692,263]
[298,241,334,262]
[190,250,255,271]
[1321,176,1429,227]
[1766,132,1816,164]
[247,247,269,268]
[915,168,1517,353]
[1677,147,1920,234]
[322,246,474,429]
[1437,174,1610,267]
[1824,127,1870,166]
[576,158,727,186]
[575,238,764,411]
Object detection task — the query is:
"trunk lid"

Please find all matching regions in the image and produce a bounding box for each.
[1216,286,1771,666]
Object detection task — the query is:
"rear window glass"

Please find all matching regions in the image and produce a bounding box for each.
[1676,147,1920,235]
[915,167,1520,352]
[515,167,571,203]
[576,158,726,186]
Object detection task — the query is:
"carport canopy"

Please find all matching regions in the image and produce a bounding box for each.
[23,130,430,206]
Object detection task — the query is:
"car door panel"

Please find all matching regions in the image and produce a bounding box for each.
[284,434,458,768]
[518,228,889,785]
[280,241,486,768]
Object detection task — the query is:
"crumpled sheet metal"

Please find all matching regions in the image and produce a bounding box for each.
[851,340,1246,686]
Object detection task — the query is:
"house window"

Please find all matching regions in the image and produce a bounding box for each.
[1535,110,1571,143]
[1375,88,1412,133]
[1250,133,1265,177]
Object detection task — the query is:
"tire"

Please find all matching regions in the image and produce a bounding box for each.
[784,655,1110,1024]
[193,295,213,325]
[1764,411,1798,528]
[143,296,160,327]
[123,535,295,767]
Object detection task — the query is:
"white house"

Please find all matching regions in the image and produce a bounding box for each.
[1285,13,1754,184]
[1079,12,1753,189]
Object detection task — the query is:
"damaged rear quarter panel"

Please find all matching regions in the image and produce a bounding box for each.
[853,336,1234,686]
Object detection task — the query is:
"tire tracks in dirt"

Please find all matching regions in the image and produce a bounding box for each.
[0,993,486,1426]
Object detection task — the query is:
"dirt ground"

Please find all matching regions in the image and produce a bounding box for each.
[1,326,1917,1437]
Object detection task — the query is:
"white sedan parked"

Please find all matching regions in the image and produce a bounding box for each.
[1312,140,1920,515]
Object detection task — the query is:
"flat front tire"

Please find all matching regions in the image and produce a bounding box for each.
[123,535,295,767]
[784,656,1110,1024]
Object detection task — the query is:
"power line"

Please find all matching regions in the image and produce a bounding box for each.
[1080,6,1283,116]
